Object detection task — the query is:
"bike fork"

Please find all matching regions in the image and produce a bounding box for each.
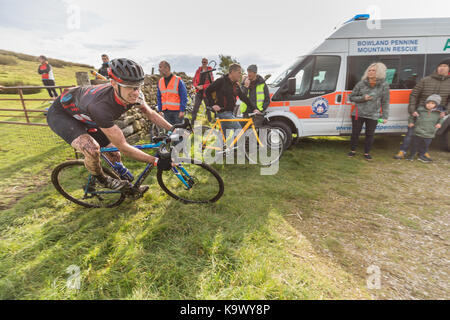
[172,165,193,190]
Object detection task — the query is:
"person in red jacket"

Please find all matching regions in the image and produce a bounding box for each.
[191,58,214,123]
[38,55,58,98]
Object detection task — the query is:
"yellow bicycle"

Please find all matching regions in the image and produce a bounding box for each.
[194,108,286,165]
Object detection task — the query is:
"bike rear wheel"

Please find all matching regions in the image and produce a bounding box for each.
[51,160,125,208]
[157,158,224,204]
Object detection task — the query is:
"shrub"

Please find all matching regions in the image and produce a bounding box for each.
[47,58,65,68]
[0,80,42,95]
[0,55,18,66]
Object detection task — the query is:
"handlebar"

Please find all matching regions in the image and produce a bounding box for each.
[151,118,192,146]
[205,105,266,118]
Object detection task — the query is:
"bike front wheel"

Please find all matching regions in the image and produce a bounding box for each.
[51,160,125,208]
[244,127,285,166]
[157,158,224,204]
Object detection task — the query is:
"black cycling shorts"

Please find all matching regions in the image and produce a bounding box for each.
[46,98,111,148]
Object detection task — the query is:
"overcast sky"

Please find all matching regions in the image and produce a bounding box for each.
[1,0,449,77]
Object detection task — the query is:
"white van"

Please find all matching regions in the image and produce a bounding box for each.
[266,15,450,150]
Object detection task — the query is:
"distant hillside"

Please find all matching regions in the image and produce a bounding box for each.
[0,49,94,94]
[0,49,94,69]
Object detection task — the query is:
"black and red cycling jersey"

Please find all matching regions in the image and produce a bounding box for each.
[58,83,132,129]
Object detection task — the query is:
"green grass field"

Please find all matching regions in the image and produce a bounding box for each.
[0,53,449,300]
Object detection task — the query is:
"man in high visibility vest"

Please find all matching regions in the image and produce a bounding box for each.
[157,61,188,125]
[240,64,270,118]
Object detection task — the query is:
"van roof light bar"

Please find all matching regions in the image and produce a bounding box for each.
[344,14,370,24]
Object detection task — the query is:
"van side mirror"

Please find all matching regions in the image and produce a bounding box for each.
[287,77,296,95]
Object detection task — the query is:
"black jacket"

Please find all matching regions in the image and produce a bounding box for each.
[241,75,270,112]
[98,62,109,78]
[205,74,255,113]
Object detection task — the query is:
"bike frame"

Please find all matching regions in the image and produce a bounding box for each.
[203,117,263,151]
[82,142,194,196]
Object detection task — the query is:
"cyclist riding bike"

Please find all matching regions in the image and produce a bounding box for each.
[46,58,175,191]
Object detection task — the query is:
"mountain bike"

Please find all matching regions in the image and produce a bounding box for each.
[51,119,224,208]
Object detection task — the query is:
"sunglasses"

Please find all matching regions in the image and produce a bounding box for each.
[117,82,143,91]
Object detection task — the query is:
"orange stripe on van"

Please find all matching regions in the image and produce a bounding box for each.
[390,90,412,104]
[269,101,285,107]
[289,106,313,119]
[321,92,342,106]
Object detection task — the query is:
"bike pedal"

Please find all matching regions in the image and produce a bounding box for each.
[127,185,150,200]
[139,185,150,195]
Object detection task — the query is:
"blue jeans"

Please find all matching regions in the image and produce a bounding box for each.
[399,127,415,153]
[163,110,184,126]
[410,136,432,157]
[216,111,242,140]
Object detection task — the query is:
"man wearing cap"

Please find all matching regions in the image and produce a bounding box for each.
[240,64,270,118]
[394,59,450,159]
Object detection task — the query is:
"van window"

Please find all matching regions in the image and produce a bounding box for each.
[346,55,425,90]
[311,56,341,94]
[294,58,314,96]
[425,54,450,75]
[398,55,425,89]
[286,55,340,100]
[269,59,303,87]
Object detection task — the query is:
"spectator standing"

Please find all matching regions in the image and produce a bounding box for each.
[394,59,450,159]
[192,58,214,123]
[38,55,58,98]
[348,62,390,161]
[205,64,256,139]
[407,94,445,162]
[98,54,110,78]
[157,61,188,125]
[240,64,270,118]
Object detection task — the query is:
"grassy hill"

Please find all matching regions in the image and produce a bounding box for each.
[0,50,94,124]
[0,51,449,300]
[0,49,93,87]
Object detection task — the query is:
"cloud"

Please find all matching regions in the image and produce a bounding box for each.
[0,0,104,35]
[3,0,448,79]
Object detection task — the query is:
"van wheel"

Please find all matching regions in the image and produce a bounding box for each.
[439,128,450,152]
[268,120,293,149]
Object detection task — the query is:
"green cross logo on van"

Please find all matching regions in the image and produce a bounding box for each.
[444,39,450,51]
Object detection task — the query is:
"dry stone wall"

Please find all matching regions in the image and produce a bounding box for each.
[95,72,192,144]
